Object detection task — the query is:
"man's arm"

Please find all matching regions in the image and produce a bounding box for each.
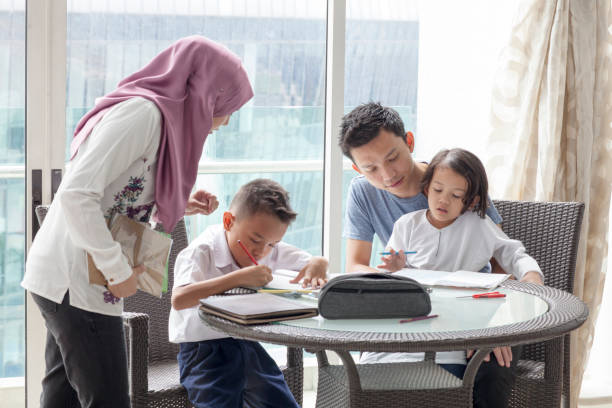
[491,223,507,274]
[490,257,506,274]
[346,238,378,273]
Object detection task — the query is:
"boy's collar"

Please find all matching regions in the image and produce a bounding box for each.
[213,226,239,269]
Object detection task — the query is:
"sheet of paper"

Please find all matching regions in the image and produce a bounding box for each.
[394,268,510,289]
[394,268,452,286]
[434,270,510,289]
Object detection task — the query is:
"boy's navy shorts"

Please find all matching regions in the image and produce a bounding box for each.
[178,337,299,408]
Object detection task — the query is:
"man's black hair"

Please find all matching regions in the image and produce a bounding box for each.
[338,102,406,161]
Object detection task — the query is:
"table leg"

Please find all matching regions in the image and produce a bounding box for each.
[315,349,486,408]
[331,350,363,392]
[315,350,329,368]
[463,348,493,389]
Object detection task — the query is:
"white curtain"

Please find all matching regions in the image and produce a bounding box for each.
[485,1,612,407]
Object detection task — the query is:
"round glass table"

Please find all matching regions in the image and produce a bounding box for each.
[199,281,587,408]
[280,284,548,334]
[201,281,585,352]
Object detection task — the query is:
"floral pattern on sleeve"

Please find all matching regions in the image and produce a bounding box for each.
[105,175,154,223]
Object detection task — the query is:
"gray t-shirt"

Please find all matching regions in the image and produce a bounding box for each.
[343,175,503,245]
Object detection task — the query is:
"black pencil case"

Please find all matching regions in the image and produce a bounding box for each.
[317,273,431,319]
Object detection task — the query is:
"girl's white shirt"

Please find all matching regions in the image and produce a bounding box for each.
[22,97,162,316]
[388,209,542,281]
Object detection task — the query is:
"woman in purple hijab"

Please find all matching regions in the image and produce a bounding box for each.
[22,36,253,407]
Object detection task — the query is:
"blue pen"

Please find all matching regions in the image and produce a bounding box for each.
[379,251,417,255]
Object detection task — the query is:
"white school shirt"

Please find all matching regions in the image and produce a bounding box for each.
[362,209,543,365]
[169,224,312,343]
[22,97,162,316]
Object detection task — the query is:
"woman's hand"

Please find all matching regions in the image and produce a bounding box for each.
[290,256,329,288]
[107,265,144,298]
[185,190,219,216]
[377,248,406,272]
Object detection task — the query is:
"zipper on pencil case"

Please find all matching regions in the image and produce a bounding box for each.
[328,288,424,294]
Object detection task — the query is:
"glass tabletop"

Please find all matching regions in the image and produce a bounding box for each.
[278,286,548,333]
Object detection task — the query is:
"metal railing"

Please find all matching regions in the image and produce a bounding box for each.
[0,160,354,179]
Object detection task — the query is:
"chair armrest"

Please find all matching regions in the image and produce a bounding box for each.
[122,312,149,396]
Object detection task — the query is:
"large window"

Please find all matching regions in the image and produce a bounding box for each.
[0,0,26,385]
[341,0,419,267]
[65,1,328,255]
[64,2,421,267]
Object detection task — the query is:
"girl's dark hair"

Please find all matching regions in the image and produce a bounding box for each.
[338,102,406,161]
[420,148,489,217]
[230,178,297,224]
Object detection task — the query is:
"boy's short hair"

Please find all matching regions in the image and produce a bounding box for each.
[229,178,297,224]
[420,148,489,218]
[338,102,406,161]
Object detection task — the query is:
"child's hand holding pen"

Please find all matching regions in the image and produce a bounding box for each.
[234,240,273,287]
[232,264,273,288]
[377,248,408,272]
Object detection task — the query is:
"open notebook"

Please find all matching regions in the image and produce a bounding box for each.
[200,293,318,325]
[394,268,510,290]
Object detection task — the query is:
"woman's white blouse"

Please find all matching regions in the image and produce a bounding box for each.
[22,98,162,316]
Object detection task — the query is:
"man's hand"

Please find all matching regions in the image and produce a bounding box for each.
[377,248,406,272]
[467,346,513,367]
[520,271,544,285]
[185,190,219,216]
[290,256,328,288]
[107,265,145,298]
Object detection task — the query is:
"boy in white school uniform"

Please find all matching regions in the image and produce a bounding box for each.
[169,178,328,408]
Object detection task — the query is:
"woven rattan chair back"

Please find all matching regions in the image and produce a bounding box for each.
[493,200,583,294]
[123,220,187,362]
[493,200,584,408]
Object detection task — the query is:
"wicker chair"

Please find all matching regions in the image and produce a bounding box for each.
[34,205,304,407]
[493,200,584,408]
[314,200,584,408]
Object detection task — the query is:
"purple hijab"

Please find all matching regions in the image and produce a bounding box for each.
[71,36,254,232]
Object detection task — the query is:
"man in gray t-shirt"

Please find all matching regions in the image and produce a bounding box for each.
[338,102,542,408]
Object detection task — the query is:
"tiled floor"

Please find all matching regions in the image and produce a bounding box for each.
[303,390,612,408]
[303,390,316,407]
